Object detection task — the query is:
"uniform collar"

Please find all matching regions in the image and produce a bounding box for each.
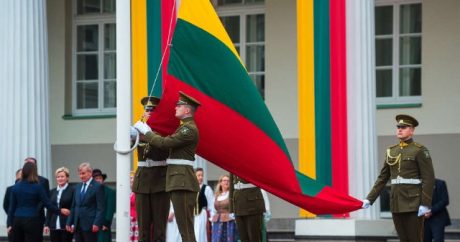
[180,116,194,125]
[399,138,413,147]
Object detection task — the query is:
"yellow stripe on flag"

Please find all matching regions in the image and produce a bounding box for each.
[177,0,243,67]
[131,0,149,167]
[297,0,316,218]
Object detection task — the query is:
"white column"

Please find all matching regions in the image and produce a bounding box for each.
[0,0,51,230]
[346,0,380,219]
[115,0,132,241]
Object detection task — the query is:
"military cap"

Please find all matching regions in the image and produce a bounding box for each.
[177,91,201,108]
[396,114,419,127]
[141,96,160,111]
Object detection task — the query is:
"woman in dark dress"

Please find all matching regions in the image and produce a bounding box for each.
[44,167,75,242]
[7,162,70,242]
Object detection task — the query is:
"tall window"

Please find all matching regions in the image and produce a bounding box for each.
[212,0,265,98]
[375,1,422,106]
[73,0,116,116]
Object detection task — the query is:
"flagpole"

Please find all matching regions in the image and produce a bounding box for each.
[116,0,131,241]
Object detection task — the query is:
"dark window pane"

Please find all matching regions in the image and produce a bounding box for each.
[246,45,264,72]
[220,16,240,43]
[103,0,116,13]
[77,25,99,51]
[376,38,393,66]
[399,68,421,96]
[77,0,101,15]
[245,0,264,3]
[249,74,264,99]
[400,36,421,65]
[104,53,116,79]
[104,81,116,108]
[217,0,242,6]
[77,82,98,109]
[247,14,264,42]
[105,23,116,51]
[77,54,98,80]
[375,6,393,35]
[400,4,422,34]
[376,69,392,97]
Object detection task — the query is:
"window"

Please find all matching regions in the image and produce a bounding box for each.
[73,0,116,116]
[375,1,422,106]
[212,0,265,98]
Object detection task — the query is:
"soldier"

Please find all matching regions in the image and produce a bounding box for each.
[135,91,201,242]
[229,175,265,242]
[133,96,170,242]
[362,114,435,242]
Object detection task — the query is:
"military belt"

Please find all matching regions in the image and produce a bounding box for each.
[138,159,167,167]
[391,177,421,185]
[234,182,256,190]
[166,158,194,167]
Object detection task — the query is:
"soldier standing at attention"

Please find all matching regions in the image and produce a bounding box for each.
[362,114,435,242]
[229,175,265,242]
[135,91,201,242]
[133,96,170,242]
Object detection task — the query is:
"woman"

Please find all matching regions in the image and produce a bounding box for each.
[44,167,74,242]
[130,171,139,242]
[7,162,70,242]
[211,175,236,242]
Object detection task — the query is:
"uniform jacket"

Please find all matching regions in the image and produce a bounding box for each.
[67,179,106,231]
[132,135,169,194]
[45,184,75,229]
[425,179,451,227]
[229,174,265,216]
[145,117,200,192]
[367,139,435,213]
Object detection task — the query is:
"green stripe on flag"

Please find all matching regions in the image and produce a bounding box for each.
[147,0,162,96]
[296,171,324,196]
[168,19,290,160]
[314,0,332,186]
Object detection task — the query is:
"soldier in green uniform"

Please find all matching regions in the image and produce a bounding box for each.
[135,91,201,242]
[132,96,170,242]
[362,114,435,242]
[229,174,265,242]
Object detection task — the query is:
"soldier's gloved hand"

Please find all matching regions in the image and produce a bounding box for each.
[362,199,370,209]
[417,205,430,217]
[130,126,138,140]
[229,213,235,220]
[134,121,150,135]
[263,211,272,223]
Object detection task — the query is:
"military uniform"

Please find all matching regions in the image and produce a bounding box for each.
[143,92,200,242]
[366,115,435,242]
[230,175,265,242]
[133,96,170,242]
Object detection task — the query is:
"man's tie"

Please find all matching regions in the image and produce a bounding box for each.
[80,183,87,202]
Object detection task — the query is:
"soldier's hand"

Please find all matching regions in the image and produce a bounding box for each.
[263,211,272,223]
[361,199,370,209]
[417,205,430,217]
[134,121,151,135]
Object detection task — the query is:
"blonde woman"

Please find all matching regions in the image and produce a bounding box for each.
[211,175,236,242]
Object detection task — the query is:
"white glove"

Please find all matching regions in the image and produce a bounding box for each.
[417,205,430,217]
[229,213,235,220]
[362,199,370,209]
[263,211,271,223]
[130,126,138,140]
[133,121,151,135]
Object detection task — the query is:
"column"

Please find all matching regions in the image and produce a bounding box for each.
[346,0,380,219]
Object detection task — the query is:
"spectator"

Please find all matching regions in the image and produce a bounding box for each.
[130,171,139,242]
[92,169,115,242]
[424,178,451,242]
[211,175,236,242]
[3,169,22,242]
[194,168,215,242]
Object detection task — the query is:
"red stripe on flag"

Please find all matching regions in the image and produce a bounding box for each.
[330,0,349,217]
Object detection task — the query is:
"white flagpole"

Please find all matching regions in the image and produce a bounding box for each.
[115,0,131,241]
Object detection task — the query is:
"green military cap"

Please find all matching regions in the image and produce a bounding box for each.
[396,114,419,127]
[177,91,201,108]
[141,96,160,110]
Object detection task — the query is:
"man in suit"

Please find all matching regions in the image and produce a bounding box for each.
[92,169,116,242]
[132,96,170,242]
[424,179,451,242]
[135,91,201,242]
[3,168,22,242]
[66,162,106,242]
[25,157,50,242]
[229,175,265,242]
[362,114,435,242]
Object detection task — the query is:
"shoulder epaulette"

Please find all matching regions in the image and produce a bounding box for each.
[389,144,399,149]
[414,142,423,148]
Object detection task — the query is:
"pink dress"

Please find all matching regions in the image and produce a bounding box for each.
[130,192,139,242]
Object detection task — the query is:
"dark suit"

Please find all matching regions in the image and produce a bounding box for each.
[67,179,106,242]
[3,184,15,242]
[45,184,75,242]
[424,179,451,242]
[37,175,50,242]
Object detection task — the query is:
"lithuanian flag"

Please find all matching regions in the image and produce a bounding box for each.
[148,0,362,214]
